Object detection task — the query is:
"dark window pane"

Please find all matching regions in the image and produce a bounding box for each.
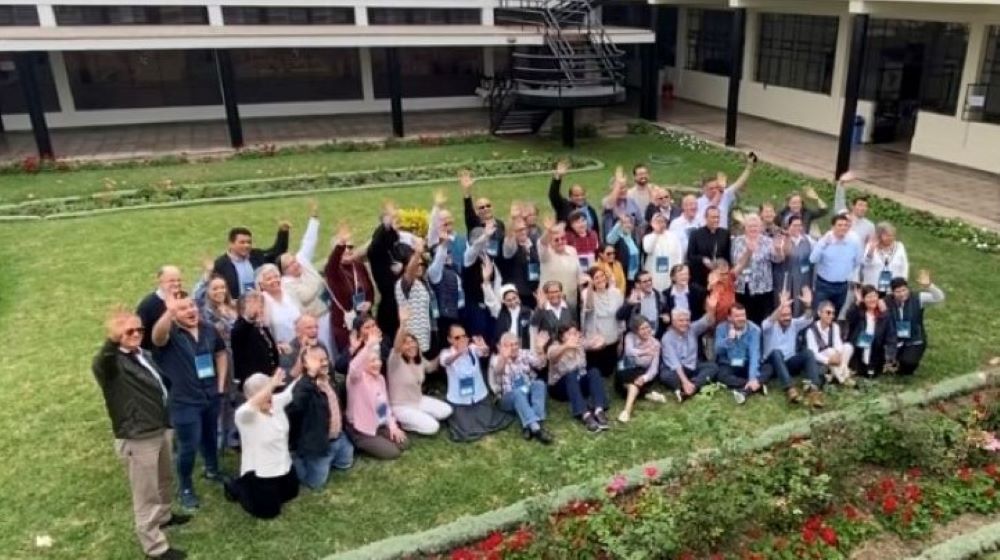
[982,26,1000,123]
[222,7,354,25]
[231,48,362,103]
[755,13,838,94]
[685,8,732,76]
[368,8,480,25]
[64,50,220,109]
[0,52,60,112]
[372,47,482,98]
[54,5,208,25]
[0,5,39,25]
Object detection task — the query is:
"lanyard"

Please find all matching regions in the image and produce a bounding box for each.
[328,265,360,315]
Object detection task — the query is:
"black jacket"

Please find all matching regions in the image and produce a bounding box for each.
[549,177,600,238]
[662,284,707,323]
[686,226,732,291]
[616,289,669,336]
[494,305,534,349]
[93,340,171,440]
[230,317,280,385]
[285,375,334,459]
[213,228,290,299]
[845,305,897,374]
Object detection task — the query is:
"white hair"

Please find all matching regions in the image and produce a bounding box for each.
[671,308,692,322]
[255,263,280,284]
[243,373,270,399]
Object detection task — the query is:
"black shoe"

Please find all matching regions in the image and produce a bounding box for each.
[203,470,225,483]
[148,548,187,560]
[582,413,601,433]
[594,409,610,430]
[533,428,554,445]
[223,480,238,503]
[522,427,533,441]
[160,513,192,529]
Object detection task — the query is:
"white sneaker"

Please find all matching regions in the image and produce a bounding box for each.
[617,410,631,423]
[674,389,684,402]
[644,390,667,403]
[732,390,747,405]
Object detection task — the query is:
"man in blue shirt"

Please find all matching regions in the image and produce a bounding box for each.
[761,288,824,408]
[152,292,229,511]
[810,214,861,314]
[714,303,769,404]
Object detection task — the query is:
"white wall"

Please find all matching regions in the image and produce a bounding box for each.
[910,113,1000,174]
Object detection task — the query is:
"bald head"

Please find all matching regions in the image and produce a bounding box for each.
[157,265,182,295]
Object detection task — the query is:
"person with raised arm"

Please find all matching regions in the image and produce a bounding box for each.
[833,171,875,247]
[861,222,909,296]
[605,214,642,290]
[669,194,702,255]
[773,215,814,316]
[368,201,404,338]
[547,323,611,432]
[324,223,375,354]
[460,169,505,258]
[394,236,437,358]
[731,213,786,325]
[659,294,719,402]
[616,316,666,423]
[440,325,514,442]
[601,166,644,235]
[549,159,599,236]
[696,152,757,228]
[810,214,862,314]
[538,216,583,308]
[500,206,540,308]
[279,200,335,355]
[713,302,769,405]
[581,266,624,378]
[778,185,828,232]
[761,287,824,407]
[886,269,944,376]
[387,308,452,435]
[137,265,184,349]
[256,263,301,347]
[846,284,896,378]
[686,205,732,291]
[213,221,290,300]
[345,338,408,460]
[489,330,553,444]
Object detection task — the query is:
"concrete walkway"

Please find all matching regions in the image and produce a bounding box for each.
[659,100,1000,230]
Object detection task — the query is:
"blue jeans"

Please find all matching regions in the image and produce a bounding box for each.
[814,277,848,315]
[765,349,822,389]
[499,379,548,429]
[550,368,609,417]
[293,434,354,490]
[171,397,221,492]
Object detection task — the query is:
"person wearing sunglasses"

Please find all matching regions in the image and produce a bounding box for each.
[643,186,682,235]
[324,223,375,355]
[460,170,505,258]
[440,325,514,442]
[499,214,540,309]
[593,243,625,293]
[805,300,855,387]
[539,221,583,309]
[151,292,229,510]
[94,310,189,560]
[549,160,600,239]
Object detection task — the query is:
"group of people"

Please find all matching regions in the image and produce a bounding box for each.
[93,153,945,559]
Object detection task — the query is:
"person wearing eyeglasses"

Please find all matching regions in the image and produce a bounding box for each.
[151,292,229,511]
[539,220,583,309]
[94,310,189,560]
[137,265,183,349]
[549,160,600,238]
[460,170,505,258]
[805,300,855,386]
[616,271,668,337]
[324,224,375,356]
[593,243,625,293]
[731,213,786,326]
[279,201,334,356]
[499,213,540,309]
[885,270,944,376]
[643,186,682,235]
[440,325,514,442]
[659,301,719,403]
[531,280,577,340]
[606,214,642,290]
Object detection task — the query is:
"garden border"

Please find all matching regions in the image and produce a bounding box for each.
[328,370,1000,560]
[904,518,1000,560]
[0,158,604,222]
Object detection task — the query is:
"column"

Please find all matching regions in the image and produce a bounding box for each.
[724,8,747,147]
[214,49,244,149]
[956,22,988,118]
[208,5,224,26]
[15,52,54,158]
[835,14,870,179]
[36,4,57,26]
[639,43,659,120]
[386,47,404,137]
[48,51,76,115]
[482,6,494,26]
[359,48,375,102]
[354,5,368,26]
[561,108,575,148]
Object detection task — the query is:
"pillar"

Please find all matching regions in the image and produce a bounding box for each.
[15,52,53,159]
[386,47,404,137]
[562,108,575,148]
[835,14,869,179]
[214,49,244,149]
[724,8,746,147]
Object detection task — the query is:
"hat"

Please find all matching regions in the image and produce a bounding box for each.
[499,284,518,300]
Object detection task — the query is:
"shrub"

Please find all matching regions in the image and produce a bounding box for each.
[397,208,429,238]
[855,408,969,476]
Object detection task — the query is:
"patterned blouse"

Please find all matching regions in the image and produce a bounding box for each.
[494,350,545,395]
[732,235,782,295]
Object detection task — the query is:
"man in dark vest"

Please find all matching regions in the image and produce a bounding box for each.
[886,270,944,376]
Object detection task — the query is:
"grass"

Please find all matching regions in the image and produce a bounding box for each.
[0,133,996,560]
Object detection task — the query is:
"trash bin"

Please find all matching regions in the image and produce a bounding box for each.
[852,115,866,146]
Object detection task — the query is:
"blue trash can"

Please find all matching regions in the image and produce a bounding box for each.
[852,115,865,145]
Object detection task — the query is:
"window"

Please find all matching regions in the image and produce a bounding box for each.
[367,8,480,25]
[54,5,208,25]
[64,50,220,109]
[860,19,968,115]
[0,5,39,25]
[0,53,60,112]
[979,26,1000,123]
[756,13,837,94]
[603,3,677,67]
[230,49,362,103]
[372,47,482,98]
[222,7,353,25]
[685,8,732,76]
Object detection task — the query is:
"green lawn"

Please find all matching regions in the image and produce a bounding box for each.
[0,133,996,560]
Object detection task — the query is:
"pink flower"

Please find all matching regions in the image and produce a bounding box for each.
[643,465,660,480]
[983,433,1000,452]
[606,474,628,496]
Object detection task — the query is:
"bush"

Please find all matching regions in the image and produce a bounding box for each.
[855,408,970,476]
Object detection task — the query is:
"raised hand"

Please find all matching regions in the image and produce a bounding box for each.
[918,269,932,288]
[799,286,813,309]
[510,201,524,220]
[778,289,791,307]
[839,171,856,183]
[555,159,569,178]
[716,171,728,188]
[481,258,494,281]
[278,220,292,232]
[433,190,447,208]
[542,214,556,231]
[706,292,719,315]
[459,169,475,196]
[307,198,319,218]
[398,306,411,325]
[535,330,551,349]
[803,186,819,200]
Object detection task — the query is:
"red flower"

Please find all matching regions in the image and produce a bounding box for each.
[802,527,818,544]
[985,464,999,477]
[843,504,861,521]
[478,532,504,552]
[879,477,897,494]
[644,465,660,480]
[565,500,593,517]
[450,548,476,560]
[904,483,922,503]
[906,467,922,479]
[820,526,838,547]
[606,474,628,496]
[958,467,973,482]
[804,515,824,531]
[507,527,533,551]
[882,495,899,515]
[679,552,696,560]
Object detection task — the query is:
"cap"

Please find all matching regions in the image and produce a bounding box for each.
[499,284,518,300]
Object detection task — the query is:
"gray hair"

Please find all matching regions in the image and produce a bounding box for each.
[670,308,691,322]
[875,221,896,238]
[498,332,520,347]
[243,373,270,399]
[255,263,280,285]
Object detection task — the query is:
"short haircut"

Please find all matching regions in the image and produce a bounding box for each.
[567,209,587,224]
[228,227,252,243]
[243,373,270,400]
[556,322,580,340]
[831,213,850,226]
[255,263,280,284]
[817,300,836,312]
[851,194,869,206]
[629,315,650,333]
[859,284,879,299]
[498,332,520,347]
[785,215,803,227]
[875,221,896,238]
[730,302,746,314]
[633,163,648,175]
[669,263,688,280]
[670,308,691,322]
[705,205,721,216]
[543,280,563,293]
[889,277,908,291]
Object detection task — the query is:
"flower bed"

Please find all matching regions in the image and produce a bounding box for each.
[0,155,601,219]
[432,388,1000,560]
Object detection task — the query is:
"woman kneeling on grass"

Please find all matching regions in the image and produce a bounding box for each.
[440,324,515,442]
[345,341,408,460]
[616,316,666,423]
[547,323,611,433]
[387,308,452,436]
[225,370,299,520]
[489,331,553,445]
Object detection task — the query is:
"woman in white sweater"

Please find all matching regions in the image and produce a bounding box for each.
[861,221,909,295]
[580,266,624,378]
[225,371,300,519]
[642,213,684,293]
[257,264,302,346]
[280,207,334,354]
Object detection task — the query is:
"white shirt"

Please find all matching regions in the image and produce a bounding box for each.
[263,291,302,345]
[696,185,739,229]
[235,379,297,478]
[669,213,702,255]
[642,230,684,292]
[805,322,848,365]
[861,242,909,289]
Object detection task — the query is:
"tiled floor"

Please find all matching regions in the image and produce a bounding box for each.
[657,100,1000,229]
[0,108,492,163]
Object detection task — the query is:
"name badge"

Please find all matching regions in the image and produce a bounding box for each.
[343,310,357,329]
[195,353,215,380]
[617,356,636,373]
[376,402,388,425]
[896,320,912,339]
[527,262,540,282]
[513,375,530,394]
[431,303,440,320]
[656,256,670,274]
[729,346,746,368]
[878,270,892,292]
[857,332,873,349]
[458,375,475,397]
[579,257,590,270]
[731,357,746,368]
[457,287,466,310]
[799,260,811,275]
[242,282,255,294]
[487,239,499,257]
[352,290,366,309]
